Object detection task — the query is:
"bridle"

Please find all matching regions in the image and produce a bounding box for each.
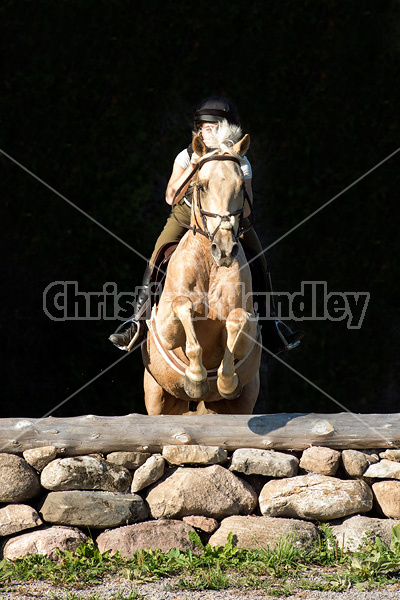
[172,154,254,242]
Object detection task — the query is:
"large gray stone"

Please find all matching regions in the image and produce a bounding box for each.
[3,526,87,561]
[40,490,148,528]
[162,445,228,465]
[97,520,197,556]
[299,447,341,476]
[373,480,400,518]
[0,504,43,536]
[131,454,165,493]
[209,516,318,551]
[0,453,41,502]
[330,515,400,551]
[40,456,131,492]
[146,465,257,520]
[229,448,298,478]
[259,475,373,521]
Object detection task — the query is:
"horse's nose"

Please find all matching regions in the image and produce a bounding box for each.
[211,241,239,267]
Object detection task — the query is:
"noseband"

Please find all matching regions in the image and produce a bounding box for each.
[173,154,253,242]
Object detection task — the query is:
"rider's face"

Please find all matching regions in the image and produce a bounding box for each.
[199,122,219,145]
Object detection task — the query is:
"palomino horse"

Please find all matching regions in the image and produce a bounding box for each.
[142,133,261,414]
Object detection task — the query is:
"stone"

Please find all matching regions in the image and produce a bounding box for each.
[330,515,400,551]
[0,504,43,536]
[342,450,371,477]
[229,448,298,478]
[363,450,380,463]
[40,490,148,528]
[259,475,373,521]
[182,516,219,533]
[299,447,341,476]
[22,446,57,471]
[364,459,400,480]
[209,516,318,551]
[97,520,197,556]
[3,526,87,561]
[131,454,165,493]
[106,451,151,470]
[162,445,228,465]
[146,465,257,520]
[379,449,400,462]
[40,456,131,492]
[373,481,400,518]
[0,453,41,502]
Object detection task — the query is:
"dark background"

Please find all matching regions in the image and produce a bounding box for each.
[1,0,399,418]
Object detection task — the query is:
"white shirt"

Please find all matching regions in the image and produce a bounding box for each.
[175,148,252,180]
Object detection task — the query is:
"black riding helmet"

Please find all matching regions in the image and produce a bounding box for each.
[194,96,238,128]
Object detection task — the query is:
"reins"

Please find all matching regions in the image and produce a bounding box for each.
[172,154,254,242]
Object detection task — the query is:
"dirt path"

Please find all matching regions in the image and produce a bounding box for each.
[1,575,400,600]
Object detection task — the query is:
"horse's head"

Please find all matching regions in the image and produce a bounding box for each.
[192,134,250,268]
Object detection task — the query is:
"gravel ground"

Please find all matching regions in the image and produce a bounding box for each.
[1,575,400,600]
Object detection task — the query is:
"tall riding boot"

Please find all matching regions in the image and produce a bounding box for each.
[109,264,152,351]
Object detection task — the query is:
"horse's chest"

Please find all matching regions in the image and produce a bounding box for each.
[207,275,247,318]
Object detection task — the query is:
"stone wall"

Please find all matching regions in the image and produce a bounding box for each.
[1,445,400,560]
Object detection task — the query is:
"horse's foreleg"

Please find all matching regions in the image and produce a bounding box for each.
[217,308,258,399]
[171,296,210,399]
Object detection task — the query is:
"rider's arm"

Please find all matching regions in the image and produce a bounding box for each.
[243,179,253,218]
[165,154,198,205]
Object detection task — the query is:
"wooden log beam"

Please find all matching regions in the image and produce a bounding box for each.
[0,413,399,455]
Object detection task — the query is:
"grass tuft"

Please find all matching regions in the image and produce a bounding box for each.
[1,524,400,596]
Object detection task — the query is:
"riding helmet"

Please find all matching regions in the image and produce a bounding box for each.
[194,96,238,127]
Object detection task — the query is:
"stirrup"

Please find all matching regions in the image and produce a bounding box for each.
[275,320,302,351]
[127,322,143,351]
[112,318,135,335]
[109,319,143,352]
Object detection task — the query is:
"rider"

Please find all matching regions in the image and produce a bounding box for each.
[109,96,304,353]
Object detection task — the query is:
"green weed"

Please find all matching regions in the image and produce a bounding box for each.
[172,565,231,590]
[0,538,122,586]
[311,522,346,565]
[348,523,400,580]
[1,524,400,595]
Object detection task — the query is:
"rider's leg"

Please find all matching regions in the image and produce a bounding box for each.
[108,264,152,350]
[109,200,191,351]
[241,222,304,354]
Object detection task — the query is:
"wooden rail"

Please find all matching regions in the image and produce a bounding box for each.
[0,413,399,455]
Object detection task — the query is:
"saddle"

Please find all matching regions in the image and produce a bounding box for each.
[147,241,179,309]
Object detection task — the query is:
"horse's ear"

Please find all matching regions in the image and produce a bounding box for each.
[192,135,207,157]
[232,134,250,157]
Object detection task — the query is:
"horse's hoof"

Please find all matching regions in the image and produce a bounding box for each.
[217,377,243,400]
[184,376,210,399]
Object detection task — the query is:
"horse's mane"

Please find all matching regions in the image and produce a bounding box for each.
[194,119,247,163]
